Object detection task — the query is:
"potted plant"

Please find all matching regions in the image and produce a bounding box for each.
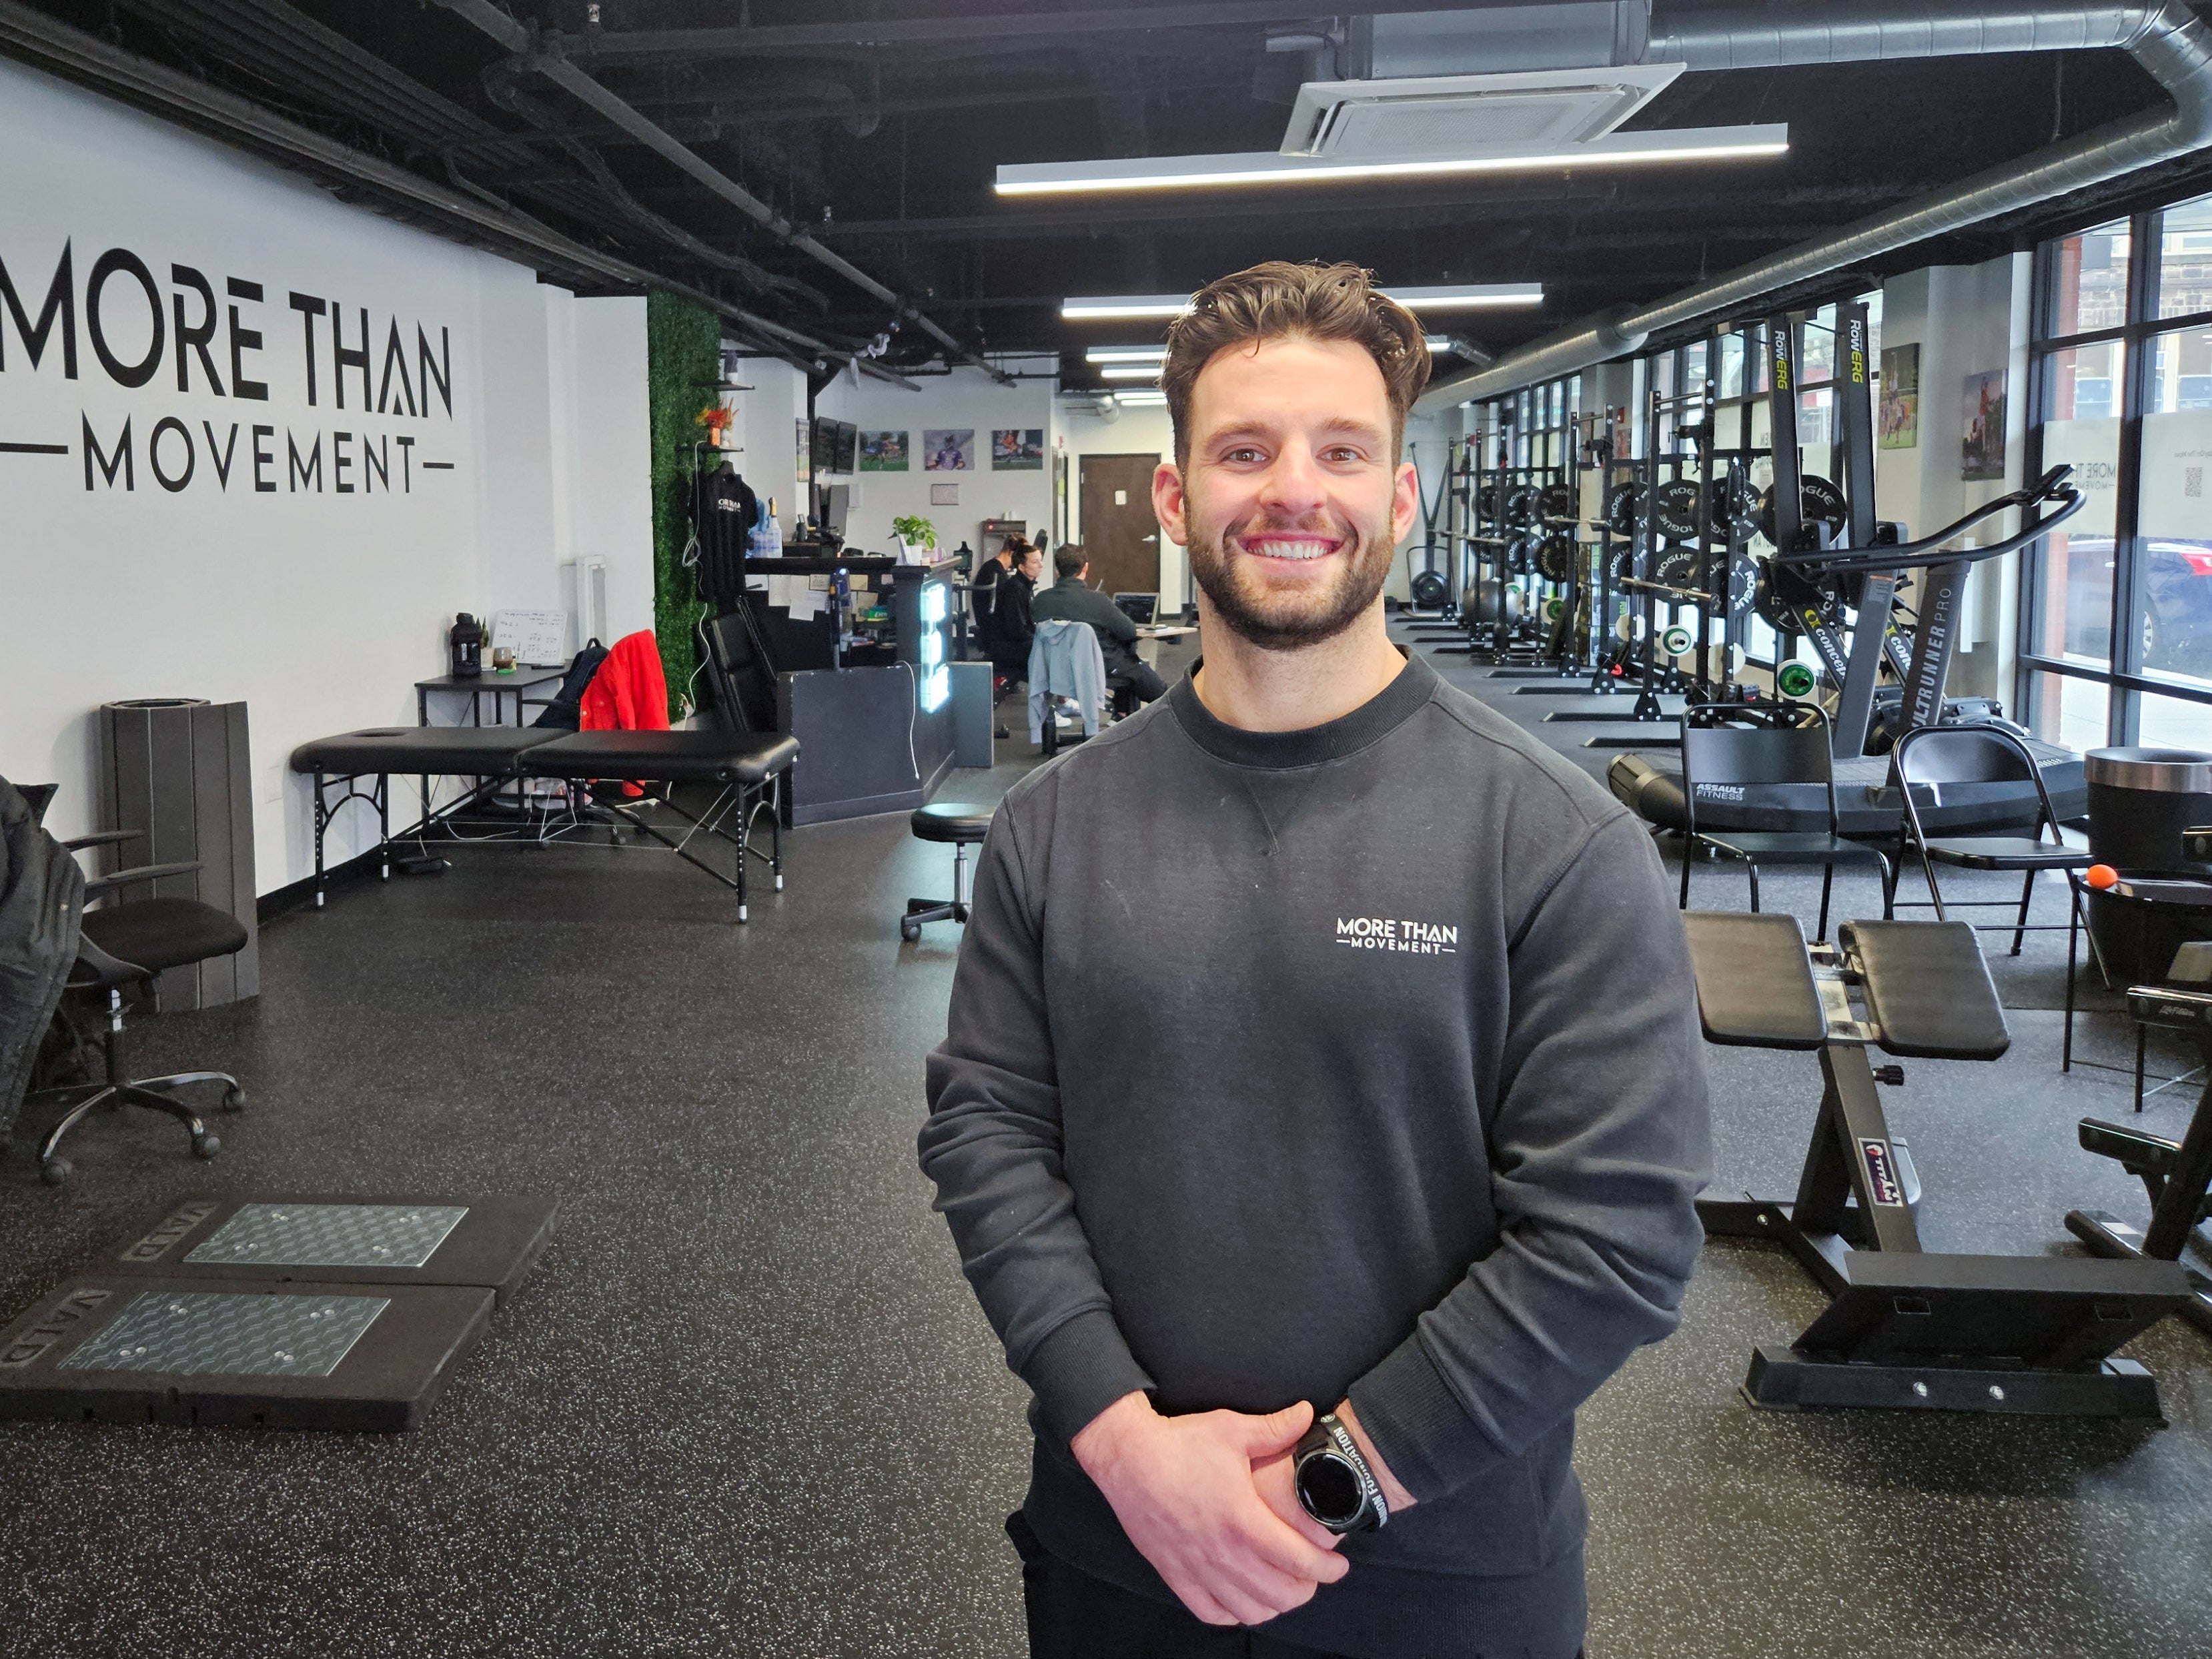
[892,514,938,564]
[694,404,734,449]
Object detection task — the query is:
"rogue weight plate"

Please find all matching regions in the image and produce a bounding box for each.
[1604,480,1644,536]
[1502,484,1537,528]
[1728,556,1756,619]
[1756,474,1849,548]
[1546,596,1567,621]
[1410,569,1450,609]
[1653,478,1704,542]
[1660,624,1695,657]
[1652,545,1700,597]
[1535,534,1578,583]
[1538,482,1576,522]
[1777,660,1818,698]
[1476,482,1500,522]
[1504,533,1536,576]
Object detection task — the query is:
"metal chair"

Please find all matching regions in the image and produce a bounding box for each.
[1678,701,1892,943]
[1890,724,2094,1069]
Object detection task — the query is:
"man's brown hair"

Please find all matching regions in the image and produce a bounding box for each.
[1160,261,1430,468]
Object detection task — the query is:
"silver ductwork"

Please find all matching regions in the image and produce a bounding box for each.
[1420,1,2212,410]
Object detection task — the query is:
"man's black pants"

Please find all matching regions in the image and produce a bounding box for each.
[1009,1515,1586,1659]
[1109,661,1170,704]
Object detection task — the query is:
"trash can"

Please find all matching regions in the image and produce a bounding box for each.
[2084,746,2212,985]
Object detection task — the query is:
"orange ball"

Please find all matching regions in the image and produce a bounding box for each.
[2085,864,2120,890]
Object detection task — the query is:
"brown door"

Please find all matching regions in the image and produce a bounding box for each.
[1079,454,1163,600]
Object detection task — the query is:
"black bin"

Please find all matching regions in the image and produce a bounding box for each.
[2085,747,2212,985]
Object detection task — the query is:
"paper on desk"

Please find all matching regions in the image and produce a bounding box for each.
[791,587,827,618]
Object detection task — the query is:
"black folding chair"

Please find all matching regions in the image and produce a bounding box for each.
[1678,702,1892,943]
[1890,723,2093,1067]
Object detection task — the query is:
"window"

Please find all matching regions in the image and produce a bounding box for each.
[2031,342,2125,668]
[2025,189,2212,742]
[2048,219,2131,336]
[2156,197,2212,321]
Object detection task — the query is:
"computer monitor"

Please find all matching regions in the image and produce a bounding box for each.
[1113,592,1159,626]
[809,420,835,474]
[832,421,859,474]
[818,482,851,540]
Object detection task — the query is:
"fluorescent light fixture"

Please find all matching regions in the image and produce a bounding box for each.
[1063,296,1192,321]
[1000,124,1788,197]
[1099,365,1161,381]
[1388,285,1541,312]
[1085,346,1169,364]
[1115,390,1169,406]
[1067,285,1540,321]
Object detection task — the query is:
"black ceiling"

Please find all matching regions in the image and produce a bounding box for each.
[24,0,2212,388]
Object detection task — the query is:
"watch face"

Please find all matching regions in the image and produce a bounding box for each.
[1295,1453,1363,1527]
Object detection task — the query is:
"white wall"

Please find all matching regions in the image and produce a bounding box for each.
[722,357,806,540]
[812,355,1056,558]
[0,57,652,893]
[1057,398,1189,609]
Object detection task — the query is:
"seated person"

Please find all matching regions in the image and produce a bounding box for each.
[969,536,1019,659]
[1028,545,1169,704]
[991,542,1042,685]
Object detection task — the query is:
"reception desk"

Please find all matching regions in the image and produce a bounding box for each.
[741,555,962,825]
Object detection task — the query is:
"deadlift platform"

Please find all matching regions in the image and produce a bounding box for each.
[0,1195,556,1431]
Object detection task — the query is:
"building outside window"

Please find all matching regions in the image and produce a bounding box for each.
[2024,193,2212,750]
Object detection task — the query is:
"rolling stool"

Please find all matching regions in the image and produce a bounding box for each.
[903,803,993,941]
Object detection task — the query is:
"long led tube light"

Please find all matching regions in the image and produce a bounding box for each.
[1099,365,1161,380]
[1085,346,1169,363]
[1063,284,1542,321]
[1005,125,1788,197]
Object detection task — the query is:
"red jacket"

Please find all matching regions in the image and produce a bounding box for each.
[580,631,670,733]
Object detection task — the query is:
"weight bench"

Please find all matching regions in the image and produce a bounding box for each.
[1686,910,2191,1418]
[2067,981,2212,1337]
[290,726,798,922]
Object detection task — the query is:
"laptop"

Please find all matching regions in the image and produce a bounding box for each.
[1112,592,1159,626]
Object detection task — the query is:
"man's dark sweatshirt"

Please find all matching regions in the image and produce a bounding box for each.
[919,651,1712,1658]
[1029,575,1146,678]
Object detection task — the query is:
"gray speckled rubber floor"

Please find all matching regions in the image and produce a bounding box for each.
[0,631,2204,1658]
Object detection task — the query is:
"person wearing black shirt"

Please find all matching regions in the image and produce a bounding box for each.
[991,542,1043,684]
[1029,546,1170,704]
[971,537,1021,662]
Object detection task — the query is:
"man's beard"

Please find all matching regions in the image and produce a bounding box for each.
[1186,508,1395,652]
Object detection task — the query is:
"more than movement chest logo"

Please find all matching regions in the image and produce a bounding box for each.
[1335,917,1458,955]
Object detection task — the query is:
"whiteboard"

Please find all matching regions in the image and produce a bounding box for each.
[492,610,570,667]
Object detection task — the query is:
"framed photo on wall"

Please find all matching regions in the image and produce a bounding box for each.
[1962,370,2007,480]
[992,428,1045,470]
[860,430,909,471]
[923,428,973,471]
[1878,344,1919,450]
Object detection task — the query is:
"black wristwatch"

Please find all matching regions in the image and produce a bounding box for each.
[1291,1411,1388,1534]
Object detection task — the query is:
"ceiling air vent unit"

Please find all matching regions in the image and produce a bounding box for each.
[1283,65,1684,161]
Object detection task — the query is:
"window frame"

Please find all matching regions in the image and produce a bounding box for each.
[2021,199,2212,746]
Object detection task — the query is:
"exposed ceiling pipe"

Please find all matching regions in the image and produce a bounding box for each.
[434,0,1013,384]
[0,1,913,390]
[546,0,1494,66]
[1420,0,2212,410]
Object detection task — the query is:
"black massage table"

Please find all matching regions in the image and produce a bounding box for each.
[289,726,799,921]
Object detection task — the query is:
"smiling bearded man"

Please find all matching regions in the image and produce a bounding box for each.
[920,260,1712,1659]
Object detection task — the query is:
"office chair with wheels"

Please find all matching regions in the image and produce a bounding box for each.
[20,793,247,1186]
